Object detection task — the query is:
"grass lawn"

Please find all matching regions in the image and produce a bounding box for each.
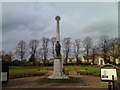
[65,65,120,77]
[117,68,120,77]
[9,65,120,79]
[9,66,52,79]
[64,66,100,76]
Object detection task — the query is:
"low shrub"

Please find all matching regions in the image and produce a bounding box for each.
[63,68,69,75]
[45,63,53,66]
[81,62,91,65]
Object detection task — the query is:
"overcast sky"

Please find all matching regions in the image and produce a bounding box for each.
[2,2,118,52]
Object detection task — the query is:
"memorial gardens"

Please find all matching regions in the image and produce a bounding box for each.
[9,66,120,79]
[1,15,120,89]
[1,2,120,90]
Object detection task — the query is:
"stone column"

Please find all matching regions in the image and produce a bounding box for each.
[55,16,60,42]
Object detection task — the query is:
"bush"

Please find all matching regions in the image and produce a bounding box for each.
[63,68,69,75]
[81,62,91,65]
[64,63,77,66]
[45,63,53,66]
[10,60,21,66]
[20,60,28,66]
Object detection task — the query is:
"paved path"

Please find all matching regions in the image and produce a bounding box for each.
[3,71,109,89]
[3,76,108,89]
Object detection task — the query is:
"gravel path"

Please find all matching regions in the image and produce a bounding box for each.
[4,72,107,89]
[3,71,109,89]
[3,76,108,89]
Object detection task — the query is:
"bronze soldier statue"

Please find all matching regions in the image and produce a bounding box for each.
[55,41,61,58]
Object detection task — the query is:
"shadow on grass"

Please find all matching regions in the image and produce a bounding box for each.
[36,77,80,83]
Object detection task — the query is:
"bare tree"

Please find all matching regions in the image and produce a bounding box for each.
[98,36,110,64]
[50,37,56,58]
[83,36,92,63]
[63,37,71,64]
[29,39,39,62]
[0,51,5,60]
[15,40,27,61]
[36,48,44,63]
[73,39,81,64]
[91,46,98,65]
[109,37,118,65]
[8,51,14,61]
[41,37,49,65]
[117,37,120,59]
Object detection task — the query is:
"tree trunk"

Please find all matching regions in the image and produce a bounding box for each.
[65,53,68,65]
[76,56,79,65]
[87,49,89,63]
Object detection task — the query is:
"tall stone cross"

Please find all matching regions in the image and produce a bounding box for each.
[48,16,69,79]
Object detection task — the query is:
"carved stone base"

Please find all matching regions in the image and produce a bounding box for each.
[48,58,69,79]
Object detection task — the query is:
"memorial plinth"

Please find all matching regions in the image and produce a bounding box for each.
[48,58,68,79]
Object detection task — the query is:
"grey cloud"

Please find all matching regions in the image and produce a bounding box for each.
[79,20,118,44]
[82,20,118,37]
[2,2,118,52]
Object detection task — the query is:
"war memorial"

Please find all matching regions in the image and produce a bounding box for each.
[1,15,120,90]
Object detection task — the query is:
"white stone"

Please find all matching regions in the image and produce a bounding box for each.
[48,58,69,79]
[98,57,105,65]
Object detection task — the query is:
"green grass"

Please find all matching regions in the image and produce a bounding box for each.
[65,65,120,77]
[37,77,80,83]
[9,66,52,79]
[9,65,120,79]
[117,68,120,78]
